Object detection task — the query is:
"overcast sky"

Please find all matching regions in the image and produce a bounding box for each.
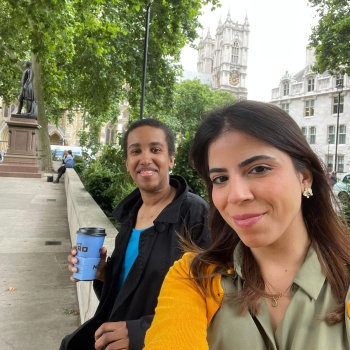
[180,0,319,102]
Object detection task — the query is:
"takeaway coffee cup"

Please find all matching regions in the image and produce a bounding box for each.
[73,227,106,281]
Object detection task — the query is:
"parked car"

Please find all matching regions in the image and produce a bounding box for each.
[333,173,350,201]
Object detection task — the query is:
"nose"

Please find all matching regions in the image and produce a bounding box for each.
[140,150,152,166]
[227,177,254,204]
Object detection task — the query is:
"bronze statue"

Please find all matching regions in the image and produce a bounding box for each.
[16,61,37,119]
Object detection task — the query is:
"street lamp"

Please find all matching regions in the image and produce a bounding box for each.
[327,136,331,172]
[334,83,343,174]
[140,0,154,120]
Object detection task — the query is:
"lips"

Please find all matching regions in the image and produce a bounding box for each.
[231,213,265,228]
[138,168,157,177]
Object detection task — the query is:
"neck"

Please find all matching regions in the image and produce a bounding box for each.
[250,216,311,281]
[140,183,176,208]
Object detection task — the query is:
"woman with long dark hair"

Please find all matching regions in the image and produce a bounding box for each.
[143,100,350,349]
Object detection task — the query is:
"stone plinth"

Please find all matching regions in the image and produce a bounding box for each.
[0,115,41,178]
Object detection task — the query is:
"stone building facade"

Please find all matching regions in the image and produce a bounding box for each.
[181,10,249,100]
[270,50,350,174]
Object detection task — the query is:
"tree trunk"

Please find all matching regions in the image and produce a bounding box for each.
[31,53,52,171]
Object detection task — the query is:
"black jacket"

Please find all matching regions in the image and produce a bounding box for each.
[61,175,210,350]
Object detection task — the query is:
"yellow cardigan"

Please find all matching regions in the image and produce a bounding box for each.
[143,253,350,350]
[143,253,223,350]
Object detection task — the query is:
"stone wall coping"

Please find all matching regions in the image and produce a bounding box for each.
[64,168,118,323]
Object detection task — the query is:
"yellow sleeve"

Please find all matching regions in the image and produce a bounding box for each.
[143,253,222,350]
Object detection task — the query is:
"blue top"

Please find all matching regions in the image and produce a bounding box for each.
[116,226,152,294]
[65,154,74,168]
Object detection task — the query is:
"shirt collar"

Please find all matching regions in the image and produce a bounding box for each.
[233,242,326,300]
[292,245,326,300]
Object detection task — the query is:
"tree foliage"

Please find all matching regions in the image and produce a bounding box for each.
[0,0,220,170]
[308,0,350,75]
[160,79,236,136]
[164,79,236,199]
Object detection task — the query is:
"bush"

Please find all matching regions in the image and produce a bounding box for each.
[80,144,136,220]
[73,155,84,175]
[173,133,208,201]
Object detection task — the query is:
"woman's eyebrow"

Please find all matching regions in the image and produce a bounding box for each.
[208,156,276,175]
[238,155,276,168]
[209,167,227,175]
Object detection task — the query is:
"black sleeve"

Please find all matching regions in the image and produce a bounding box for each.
[93,279,104,301]
[184,197,210,249]
[190,210,211,249]
[125,315,154,350]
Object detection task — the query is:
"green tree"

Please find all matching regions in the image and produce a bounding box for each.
[0,0,219,170]
[160,79,236,137]
[163,79,236,198]
[308,0,350,75]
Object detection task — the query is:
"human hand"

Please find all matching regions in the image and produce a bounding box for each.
[95,322,129,350]
[67,246,107,283]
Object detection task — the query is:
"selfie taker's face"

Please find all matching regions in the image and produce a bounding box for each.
[208,131,311,249]
[126,126,174,193]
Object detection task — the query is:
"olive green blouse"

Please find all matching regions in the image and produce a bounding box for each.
[207,244,350,350]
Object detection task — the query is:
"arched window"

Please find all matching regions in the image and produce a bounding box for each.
[106,123,116,144]
[10,104,15,113]
[231,42,239,64]
[283,83,290,96]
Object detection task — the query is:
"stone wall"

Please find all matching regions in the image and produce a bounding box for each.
[64,169,118,323]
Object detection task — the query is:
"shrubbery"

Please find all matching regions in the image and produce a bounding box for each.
[79,144,136,220]
[172,133,207,201]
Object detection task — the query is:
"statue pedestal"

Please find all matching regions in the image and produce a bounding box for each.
[0,115,41,178]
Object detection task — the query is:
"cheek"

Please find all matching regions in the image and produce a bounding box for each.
[212,188,226,212]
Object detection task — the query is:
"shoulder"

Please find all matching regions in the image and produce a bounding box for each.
[181,192,209,214]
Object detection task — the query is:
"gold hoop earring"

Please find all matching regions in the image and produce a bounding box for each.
[303,187,313,198]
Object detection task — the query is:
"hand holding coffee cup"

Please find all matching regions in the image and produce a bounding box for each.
[68,227,107,281]
[68,247,108,282]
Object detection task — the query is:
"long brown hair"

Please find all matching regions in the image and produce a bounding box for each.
[189,100,350,324]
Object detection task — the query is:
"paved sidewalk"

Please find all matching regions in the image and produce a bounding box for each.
[0,177,79,349]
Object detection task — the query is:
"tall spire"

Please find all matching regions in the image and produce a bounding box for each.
[226,7,231,22]
[244,13,249,26]
[218,15,222,26]
[206,26,211,39]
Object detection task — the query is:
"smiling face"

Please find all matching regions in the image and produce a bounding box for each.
[126,126,175,193]
[208,131,312,249]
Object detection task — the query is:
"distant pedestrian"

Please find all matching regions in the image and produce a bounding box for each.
[329,171,337,186]
[53,150,74,183]
[0,150,4,163]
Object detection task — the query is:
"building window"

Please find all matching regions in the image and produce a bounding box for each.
[10,104,15,113]
[305,100,315,117]
[338,155,344,173]
[4,105,8,118]
[301,127,307,137]
[336,75,343,87]
[307,78,315,92]
[282,103,289,114]
[211,59,214,73]
[232,41,239,64]
[309,126,316,144]
[333,96,344,114]
[106,123,116,144]
[283,83,289,96]
[328,125,335,144]
[327,155,333,173]
[339,125,346,144]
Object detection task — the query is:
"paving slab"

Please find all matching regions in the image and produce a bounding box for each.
[0,177,79,349]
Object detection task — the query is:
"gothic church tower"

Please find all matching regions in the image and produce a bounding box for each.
[197,10,249,100]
